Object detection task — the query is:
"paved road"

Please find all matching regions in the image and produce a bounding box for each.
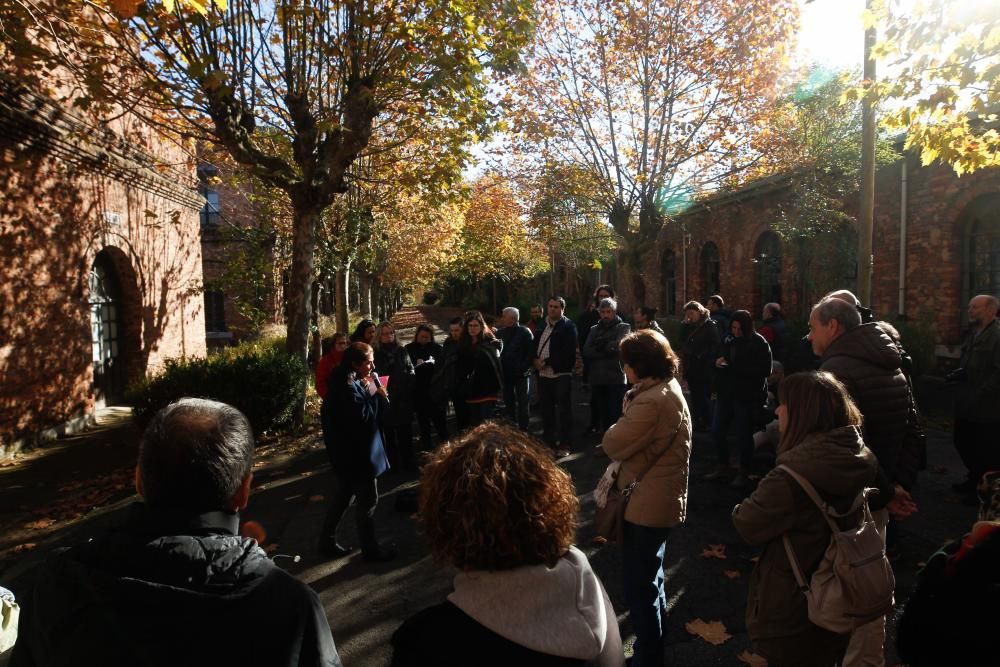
[0,361,979,666]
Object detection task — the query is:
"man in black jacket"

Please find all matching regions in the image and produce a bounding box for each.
[11,398,341,667]
[533,296,579,457]
[499,307,535,430]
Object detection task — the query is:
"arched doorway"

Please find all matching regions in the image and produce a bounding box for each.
[661,249,677,315]
[701,242,721,299]
[754,231,783,312]
[90,251,126,406]
[961,193,1000,313]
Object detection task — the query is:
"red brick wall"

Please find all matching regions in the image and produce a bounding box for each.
[0,109,206,451]
[633,160,1000,347]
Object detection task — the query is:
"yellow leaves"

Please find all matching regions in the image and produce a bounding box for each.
[685,618,732,645]
[158,0,226,14]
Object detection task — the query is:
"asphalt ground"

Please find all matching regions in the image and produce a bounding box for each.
[0,323,979,665]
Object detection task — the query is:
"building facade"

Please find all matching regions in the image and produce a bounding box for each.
[0,77,207,455]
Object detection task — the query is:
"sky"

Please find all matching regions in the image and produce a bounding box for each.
[794,0,866,71]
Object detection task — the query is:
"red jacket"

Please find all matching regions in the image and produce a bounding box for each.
[315,350,343,400]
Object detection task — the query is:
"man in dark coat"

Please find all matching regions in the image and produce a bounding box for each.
[11,398,341,667]
[808,296,919,664]
[581,297,630,431]
[499,307,534,430]
[707,295,732,335]
[950,294,1000,495]
[533,296,579,457]
[681,300,721,432]
[405,324,448,451]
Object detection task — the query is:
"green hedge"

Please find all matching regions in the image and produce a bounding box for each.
[127,344,307,434]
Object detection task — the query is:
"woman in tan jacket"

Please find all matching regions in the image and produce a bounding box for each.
[601,330,692,667]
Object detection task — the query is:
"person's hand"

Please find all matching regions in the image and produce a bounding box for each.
[376,386,389,400]
[533,358,545,371]
[715,356,728,368]
[887,484,917,519]
[415,358,425,367]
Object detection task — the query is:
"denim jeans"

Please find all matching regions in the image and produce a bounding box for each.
[538,375,573,450]
[622,521,671,667]
[713,395,755,469]
[503,374,530,430]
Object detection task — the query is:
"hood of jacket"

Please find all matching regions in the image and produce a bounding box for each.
[448,546,619,661]
[822,322,902,372]
[777,425,880,512]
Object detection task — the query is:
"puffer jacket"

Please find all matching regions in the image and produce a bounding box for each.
[582,318,630,385]
[732,426,891,643]
[820,322,915,487]
[10,503,341,667]
[956,318,1000,423]
[601,377,692,528]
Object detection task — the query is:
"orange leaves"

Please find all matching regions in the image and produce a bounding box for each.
[737,650,769,666]
[685,618,732,645]
[23,518,56,530]
[723,569,741,579]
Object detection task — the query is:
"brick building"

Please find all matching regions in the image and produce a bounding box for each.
[0,77,207,455]
[638,154,1000,351]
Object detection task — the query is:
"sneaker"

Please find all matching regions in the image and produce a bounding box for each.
[362,541,398,563]
[318,541,353,560]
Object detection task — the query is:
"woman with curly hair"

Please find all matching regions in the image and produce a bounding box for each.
[392,423,623,666]
[600,329,692,667]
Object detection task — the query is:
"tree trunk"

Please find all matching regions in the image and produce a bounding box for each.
[335,264,351,334]
[285,205,320,425]
[359,274,373,317]
[310,280,322,369]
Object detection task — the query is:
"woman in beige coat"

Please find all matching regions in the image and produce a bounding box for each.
[601,330,692,667]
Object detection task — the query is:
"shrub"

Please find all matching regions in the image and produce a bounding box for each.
[422,290,441,305]
[127,343,307,434]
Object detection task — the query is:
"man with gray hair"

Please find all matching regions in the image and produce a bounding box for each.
[809,296,919,666]
[498,306,535,430]
[11,398,341,666]
[949,294,1000,496]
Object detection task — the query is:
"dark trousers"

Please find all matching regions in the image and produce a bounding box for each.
[415,400,448,451]
[466,400,498,428]
[452,396,470,433]
[382,421,415,470]
[321,471,379,553]
[591,383,627,431]
[713,395,755,469]
[503,374,530,430]
[753,622,849,666]
[687,375,712,430]
[622,521,671,667]
[954,418,1000,485]
[539,375,573,450]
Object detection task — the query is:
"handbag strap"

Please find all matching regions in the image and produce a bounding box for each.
[625,414,688,495]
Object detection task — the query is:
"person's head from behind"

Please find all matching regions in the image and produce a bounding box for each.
[775,371,862,455]
[763,302,781,320]
[634,306,657,329]
[619,329,679,384]
[419,423,578,571]
[448,316,464,342]
[137,398,255,515]
[414,323,434,345]
[707,295,725,312]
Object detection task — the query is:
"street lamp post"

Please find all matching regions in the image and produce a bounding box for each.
[858,0,877,305]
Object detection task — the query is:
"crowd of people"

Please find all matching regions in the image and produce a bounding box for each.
[5,287,998,666]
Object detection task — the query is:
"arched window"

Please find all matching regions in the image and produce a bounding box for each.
[701,242,721,298]
[754,231,782,311]
[661,249,677,315]
[962,193,1000,311]
[90,252,124,405]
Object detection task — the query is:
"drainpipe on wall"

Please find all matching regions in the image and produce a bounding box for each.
[898,159,908,316]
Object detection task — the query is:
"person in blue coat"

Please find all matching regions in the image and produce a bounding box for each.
[318,342,397,562]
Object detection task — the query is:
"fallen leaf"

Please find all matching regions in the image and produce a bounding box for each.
[24,518,57,530]
[308,494,325,503]
[685,618,732,645]
[737,649,768,666]
[13,543,37,553]
[723,569,741,579]
[702,544,727,559]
